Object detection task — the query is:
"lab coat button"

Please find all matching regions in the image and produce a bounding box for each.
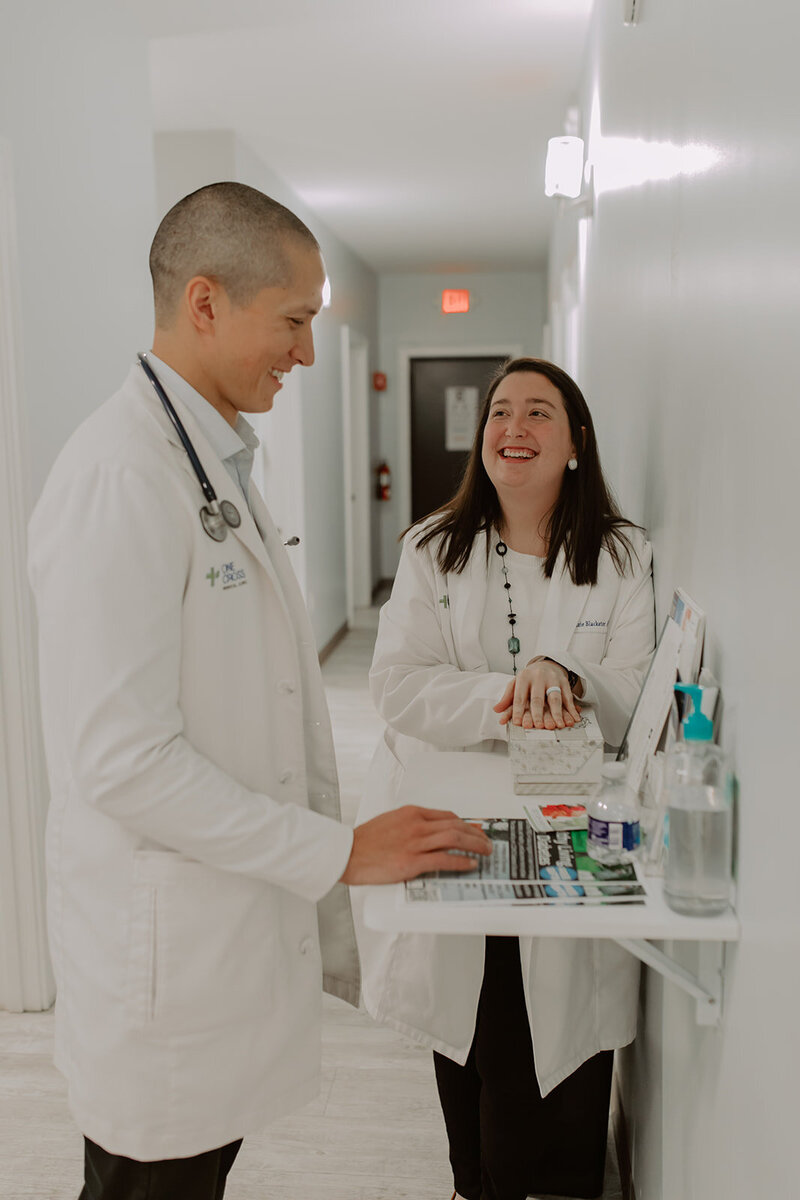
[299,937,314,956]
[279,769,293,784]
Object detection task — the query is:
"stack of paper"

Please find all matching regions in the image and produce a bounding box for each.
[507,709,604,795]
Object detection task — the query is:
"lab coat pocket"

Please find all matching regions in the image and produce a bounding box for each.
[570,629,608,663]
[126,850,278,1035]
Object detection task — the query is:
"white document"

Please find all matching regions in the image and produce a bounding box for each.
[620,616,683,797]
[444,386,479,450]
[670,587,706,683]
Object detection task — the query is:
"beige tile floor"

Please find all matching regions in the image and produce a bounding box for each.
[0,606,622,1200]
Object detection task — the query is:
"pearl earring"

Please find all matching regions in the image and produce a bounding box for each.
[567,457,578,471]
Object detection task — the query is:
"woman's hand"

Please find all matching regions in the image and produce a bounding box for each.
[493,658,582,730]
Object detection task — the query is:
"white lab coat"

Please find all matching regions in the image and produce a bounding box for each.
[28,365,359,1161]
[355,521,655,1096]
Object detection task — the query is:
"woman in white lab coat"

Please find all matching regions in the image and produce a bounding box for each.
[356,358,655,1200]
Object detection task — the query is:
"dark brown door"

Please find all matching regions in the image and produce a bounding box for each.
[410,356,506,524]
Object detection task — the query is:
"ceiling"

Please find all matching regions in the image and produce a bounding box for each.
[144,0,594,274]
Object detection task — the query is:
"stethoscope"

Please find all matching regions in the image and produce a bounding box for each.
[138,352,242,543]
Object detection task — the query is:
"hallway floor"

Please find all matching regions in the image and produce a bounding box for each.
[0,607,622,1200]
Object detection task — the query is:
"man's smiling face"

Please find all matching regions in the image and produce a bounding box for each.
[208,238,326,419]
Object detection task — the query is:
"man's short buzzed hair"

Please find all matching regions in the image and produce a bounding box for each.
[149,182,320,327]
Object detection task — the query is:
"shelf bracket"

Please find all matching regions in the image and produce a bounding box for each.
[614,938,725,1026]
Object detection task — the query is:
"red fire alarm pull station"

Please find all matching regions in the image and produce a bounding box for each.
[372,372,387,391]
[442,289,470,314]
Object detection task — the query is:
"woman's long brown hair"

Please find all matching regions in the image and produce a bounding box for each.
[409,357,639,586]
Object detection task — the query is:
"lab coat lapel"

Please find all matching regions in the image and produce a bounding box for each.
[248,484,317,650]
[179,433,279,585]
[534,548,593,656]
[159,397,306,669]
[205,462,302,634]
[448,534,493,671]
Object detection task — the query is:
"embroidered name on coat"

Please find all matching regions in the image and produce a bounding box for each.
[206,560,249,590]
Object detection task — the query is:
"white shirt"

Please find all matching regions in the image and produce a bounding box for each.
[479,543,549,674]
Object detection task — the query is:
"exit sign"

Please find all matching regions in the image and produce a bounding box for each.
[442,289,470,314]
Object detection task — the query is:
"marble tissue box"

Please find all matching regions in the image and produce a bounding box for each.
[507,708,604,795]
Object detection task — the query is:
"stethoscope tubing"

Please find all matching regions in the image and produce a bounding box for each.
[138,351,218,509]
[138,352,245,543]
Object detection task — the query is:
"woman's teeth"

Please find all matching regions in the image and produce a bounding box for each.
[501,448,534,458]
[271,369,284,382]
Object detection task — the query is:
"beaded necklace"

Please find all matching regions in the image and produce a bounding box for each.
[494,539,580,694]
[494,539,520,674]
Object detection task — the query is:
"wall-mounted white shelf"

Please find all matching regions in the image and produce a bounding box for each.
[363,753,739,1025]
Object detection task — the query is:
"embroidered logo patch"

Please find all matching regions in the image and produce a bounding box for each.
[221,561,247,589]
[206,562,247,589]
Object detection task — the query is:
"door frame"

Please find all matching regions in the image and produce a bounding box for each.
[250,369,308,601]
[396,344,523,532]
[0,139,54,1011]
[341,325,372,626]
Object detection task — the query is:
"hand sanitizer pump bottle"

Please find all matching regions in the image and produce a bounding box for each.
[663,684,733,916]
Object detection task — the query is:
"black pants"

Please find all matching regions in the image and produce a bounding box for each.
[78,1136,243,1200]
[434,937,613,1200]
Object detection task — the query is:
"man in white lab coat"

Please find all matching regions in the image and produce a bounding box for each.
[28,182,489,1200]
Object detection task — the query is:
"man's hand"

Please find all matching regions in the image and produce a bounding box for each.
[340,805,492,885]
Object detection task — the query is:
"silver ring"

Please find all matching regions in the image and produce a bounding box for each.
[545,686,562,698]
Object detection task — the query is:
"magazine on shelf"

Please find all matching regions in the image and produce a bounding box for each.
[523,801,587,832]
[404,817,646,905]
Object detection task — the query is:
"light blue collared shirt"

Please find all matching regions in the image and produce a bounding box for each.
[145,354,260,516]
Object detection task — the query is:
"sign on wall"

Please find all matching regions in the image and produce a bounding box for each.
[444,386,479,451]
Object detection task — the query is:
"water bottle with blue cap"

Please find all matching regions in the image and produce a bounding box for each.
[587,762,640,865]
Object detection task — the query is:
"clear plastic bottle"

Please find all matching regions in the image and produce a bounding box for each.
[587,762,641,865]
[663,684,733,916]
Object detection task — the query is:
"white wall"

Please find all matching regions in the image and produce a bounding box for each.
[236,139,379,645]
[0,2,157,1010]
[377,270,547,578]
[153,130,237,219]
[153,130,379,649]
[1,5,156,504]
[548,4,800,1196]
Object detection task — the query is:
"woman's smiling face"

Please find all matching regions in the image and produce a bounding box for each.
[481,371,577,504]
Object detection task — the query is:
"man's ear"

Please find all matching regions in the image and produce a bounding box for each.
[184,276,221,334]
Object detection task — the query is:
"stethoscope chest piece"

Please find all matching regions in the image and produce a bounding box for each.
[200,500,241,543]
[219,500,241,529]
